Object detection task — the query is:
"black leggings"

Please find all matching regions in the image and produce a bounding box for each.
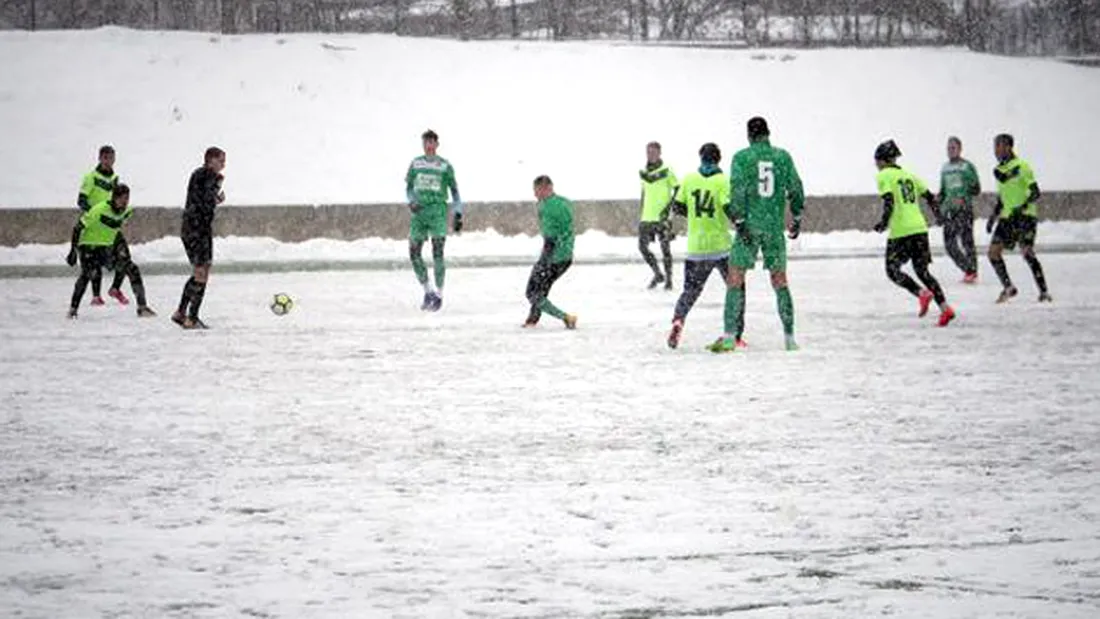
[525,258,571,324]
[72,245,146,309]
[943,209,976,275]
[886,234,945,305]
[674,258,739,322]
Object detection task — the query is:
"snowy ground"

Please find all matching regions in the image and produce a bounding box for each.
[2,255,1099,618]
[3,28,1100,207]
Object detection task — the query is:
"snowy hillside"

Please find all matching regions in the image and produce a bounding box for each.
[2,27,1100,208]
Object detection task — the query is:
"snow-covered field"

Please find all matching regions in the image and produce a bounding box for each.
[2,28,1100,208]
[4,220,1100,269]
[2,256,1099,617]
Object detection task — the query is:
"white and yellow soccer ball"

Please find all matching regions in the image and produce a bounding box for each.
[270,293,294,316]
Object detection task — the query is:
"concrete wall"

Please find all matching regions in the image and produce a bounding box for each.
[3,192,1100,247]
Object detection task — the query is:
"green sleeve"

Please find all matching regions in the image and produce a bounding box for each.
[784,152,805,218]
[79,173,93,198]
[937,167,946,202]
[967,161,981,196]
[730,153,751,222]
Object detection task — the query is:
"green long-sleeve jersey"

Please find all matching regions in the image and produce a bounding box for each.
[938,158,981,213]
[538,194,574,264]
[729,139,804,233]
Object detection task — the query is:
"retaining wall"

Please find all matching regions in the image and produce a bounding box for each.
[3,192,1099,247]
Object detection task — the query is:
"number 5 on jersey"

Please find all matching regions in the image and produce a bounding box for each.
[758,161,775,198]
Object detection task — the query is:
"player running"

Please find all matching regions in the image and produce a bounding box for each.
[666,143,744,349]
[709,117,803,353]
[638,141,678,290]
[406,129,462,312]
[174,147,226,330]
[938,136,981,283]
[523,175,577,329]
[987,133,1051,303]
[67,184,155,319]
[70,145,123,305]
[872,139,956,326]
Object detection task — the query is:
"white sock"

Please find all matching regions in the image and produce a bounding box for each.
[422,281,434,294]
[437,287,444,299]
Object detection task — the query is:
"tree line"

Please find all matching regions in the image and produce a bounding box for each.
[2,0,1098,55]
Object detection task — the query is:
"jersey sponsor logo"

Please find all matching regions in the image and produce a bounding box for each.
[411,158,449,172]
[414,173,443,192]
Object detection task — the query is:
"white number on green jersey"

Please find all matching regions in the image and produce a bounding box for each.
[758,161,775,198]
[691,188,716,218]
[414,173,443,192]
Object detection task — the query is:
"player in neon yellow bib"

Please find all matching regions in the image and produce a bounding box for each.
[66,184,155,319]
[986,133,1051,304]
[665,143,744,349]
[639,141,679,290]
[872,140,956,327]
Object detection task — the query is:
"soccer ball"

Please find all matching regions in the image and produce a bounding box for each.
[270,293,294,316]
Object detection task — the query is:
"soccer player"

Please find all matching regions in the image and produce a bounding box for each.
[173,147,226,330]
[938,136,981,283]
[872,139,956,327]
[987,133,1051,303]
[406,129,462,312]
[666,143,745,349]
[66,184,155,319]
[523,175,577,329]
[70,145,121,305]
[638,141,678,290]
[710,117,803,353]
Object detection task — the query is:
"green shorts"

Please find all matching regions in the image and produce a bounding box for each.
[410,211,447,244]
[731,229,787,272]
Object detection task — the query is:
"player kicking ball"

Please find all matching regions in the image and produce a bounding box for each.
[523,175,577,329]
[872,139,956,327]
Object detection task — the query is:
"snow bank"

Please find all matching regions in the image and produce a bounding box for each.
[4,220,1099,267]
[2,28,1099,208]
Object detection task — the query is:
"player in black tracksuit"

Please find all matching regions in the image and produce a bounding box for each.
[173,147,226,329]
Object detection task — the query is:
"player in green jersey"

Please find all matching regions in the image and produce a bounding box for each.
[66,184,155,319]
[666,143,745,349]
[405,129,462,312]
[938,137,982,283]
[872,140,956,327]
[70,145,124,305]
[710,117,803,353]
[523,175,577,329]
[986,133,1051,303]
[639,141,678,290]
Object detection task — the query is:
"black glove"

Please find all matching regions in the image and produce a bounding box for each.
[873,220,887,234]
[986,216,997,234]
[453,212,463,234]
[734,219,749,242]
[408,202,421,214]
[66,247,78,267]
[787,217,801,240]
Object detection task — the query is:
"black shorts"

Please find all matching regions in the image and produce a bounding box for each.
[182,229,213,266]
[109,233,130,270]
[886,233,932,267]
[639,221,673,244]
[79,246,112,270]
[993,214,1038,251]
